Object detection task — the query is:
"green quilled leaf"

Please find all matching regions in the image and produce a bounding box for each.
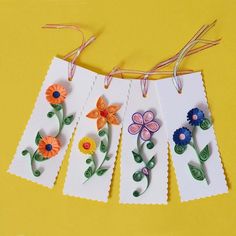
[86,158,92,164]
[47,111,55,118]
[199,144,210,162]
[174,144,187,155]
[132,151,143,163]
[133,171,144,182]
[100,140,107,153]
[96,168,108,176]
[147,141,154,149]
[84,167,93,178]
[22,149,29,156]
[64,115,74,125]
[188,163,205,181]
[35,132,42,145]
[146,156,156,169]
[51,104,62,111]
[200,118,211,130]
[98,130,106,137]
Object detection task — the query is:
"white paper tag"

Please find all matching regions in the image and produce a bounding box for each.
[63,76,131,202]
[120,80,168,204]
[8,57,97,188]
[156,72,228,201]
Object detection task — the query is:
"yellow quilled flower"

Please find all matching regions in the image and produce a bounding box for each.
[78,137,97,155]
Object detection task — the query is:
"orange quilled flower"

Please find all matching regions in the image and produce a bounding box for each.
[46,84,67,104]
[38,136,61,158]
[86,96,121,130]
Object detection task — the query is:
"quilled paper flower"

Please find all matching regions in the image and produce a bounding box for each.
[86,96,121,130]
[187,108,205,126]
[128,111,160,141]
[129,110,160,197]
[46,84,67,104]
[38,136,60,158]
[22,83,74,177]
[79,137,96,155]
[173,127,192,146]
[173,108,212,184]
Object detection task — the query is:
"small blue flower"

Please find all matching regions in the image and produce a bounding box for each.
[187,108,205,126]
[173,127,192,146]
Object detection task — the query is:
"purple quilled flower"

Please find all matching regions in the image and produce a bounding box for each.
[128,111,160,141]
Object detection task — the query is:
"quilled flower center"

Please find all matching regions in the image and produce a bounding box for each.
[192,114,198,120]
[179,134,186,140]
[100,109,108,117]
[83,142,91,150]
[45,144,53,151]
[53,91,60,98]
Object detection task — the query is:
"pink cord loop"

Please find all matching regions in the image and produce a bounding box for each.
[104,66,121,89]
[42,23,95,81]
[140,74,149,97]
[66,36,96,81]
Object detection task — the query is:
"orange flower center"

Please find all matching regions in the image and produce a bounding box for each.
[83,142,91,150]
[100,109,108,117]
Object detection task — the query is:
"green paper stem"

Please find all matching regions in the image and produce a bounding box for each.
[137,136,147,164]
[22,100,74,177]
[53,103,65,137]
[23,150,41,177]
[189,127,209,184]
[83,154,97,183]
[133,175,150,197]
[132,134,156,197]
[83,124,110,183]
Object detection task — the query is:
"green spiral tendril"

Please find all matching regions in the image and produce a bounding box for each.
[133,175,150,197]
[132,136,155,197]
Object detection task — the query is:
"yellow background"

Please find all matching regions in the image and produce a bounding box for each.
[0,0,236,235]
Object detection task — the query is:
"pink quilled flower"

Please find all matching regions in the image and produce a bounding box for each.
[128,111,160,141]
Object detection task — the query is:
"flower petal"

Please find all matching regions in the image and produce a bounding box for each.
[46,84,67,104]
[145,121,160,133]
[132,112,143,125]
[140,127,151,141]
[86,109,100,119]
[143,111,154,124]
[96,96,108,111]
[128,123,142,135]
[97,116,107,130]
[107,104,121,114]
[38,136,60,158]
[107,114,120,125]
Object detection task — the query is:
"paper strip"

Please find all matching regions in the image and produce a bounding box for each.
[120,80,168,204]
[156,72,228,201]
[8,57,97,188]
[63,76,131,202]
